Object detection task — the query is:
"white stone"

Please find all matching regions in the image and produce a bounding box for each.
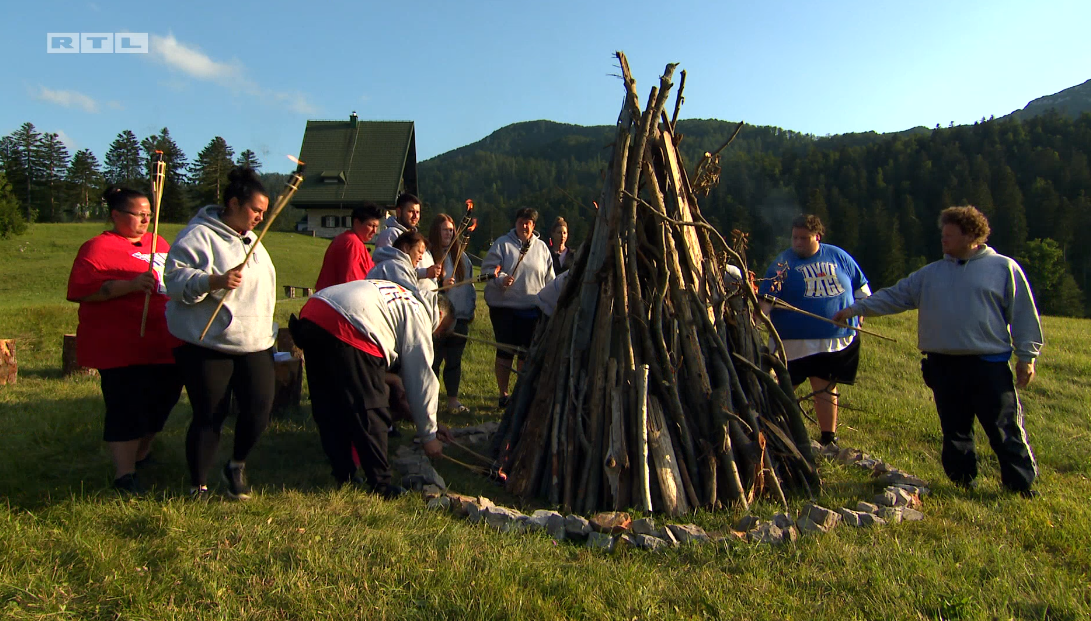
[666,524,710,544]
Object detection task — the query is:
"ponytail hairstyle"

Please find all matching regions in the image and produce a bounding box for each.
[102,186,147,214]
[223,167,267,212]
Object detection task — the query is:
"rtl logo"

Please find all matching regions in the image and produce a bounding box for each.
[47,33,149,54]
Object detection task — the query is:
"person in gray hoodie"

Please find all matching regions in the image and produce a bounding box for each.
[368,231,430,296]
[372,193,441,291]
[164,167,277,500]
[482,207,555,406]
[428,214,476,415]
[833,206,1043,497]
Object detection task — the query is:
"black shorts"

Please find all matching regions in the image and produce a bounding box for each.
[488,306,540,359]
[99,364,184,442]
[786,337,861,387]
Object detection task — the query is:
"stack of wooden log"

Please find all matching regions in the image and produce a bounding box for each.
[490,53,819,515]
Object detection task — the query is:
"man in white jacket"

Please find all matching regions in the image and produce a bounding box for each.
[291,280,453,495]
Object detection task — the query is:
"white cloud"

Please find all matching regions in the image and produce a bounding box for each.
[150,34,242,82]
[31,85,99,113]
[52,129,78,152]
[149,33,317,115]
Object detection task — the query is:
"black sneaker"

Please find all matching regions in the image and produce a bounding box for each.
[819,432,839,447]
[189,485,210,501]
[376,484,408,500]
[221,462,252,500]
[498,395,510,408]
[1017,488,1040,499]
[113,473,145,496]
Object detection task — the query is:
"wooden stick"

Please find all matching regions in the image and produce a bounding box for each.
[436,270,496,292]
[447,438,493,464]
[200,167,304,341]
[761,295,896,342]
[447,332,526,355]
[508,239,532,278]
[139,154,167,337]
[635,364,652,512]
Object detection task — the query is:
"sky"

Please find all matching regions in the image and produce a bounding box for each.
[1,0,1088,173]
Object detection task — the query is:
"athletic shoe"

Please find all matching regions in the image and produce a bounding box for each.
[1017,488,1040,499]
[221,462,252,500]
[498,395,510,408]
[188,485,210,501]
[113,473,145,496]
[448,403,471,416]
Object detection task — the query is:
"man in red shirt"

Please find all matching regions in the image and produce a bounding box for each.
[315,203,383,291]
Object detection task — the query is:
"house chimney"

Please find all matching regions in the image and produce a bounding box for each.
[350,111,358,127]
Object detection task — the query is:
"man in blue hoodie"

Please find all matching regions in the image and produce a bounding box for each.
[834,206,1043,497]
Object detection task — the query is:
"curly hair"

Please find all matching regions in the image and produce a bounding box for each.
[790,214,825,238]
[939,206,990,245]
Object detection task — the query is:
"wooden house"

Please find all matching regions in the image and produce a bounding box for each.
[292,112,418,238]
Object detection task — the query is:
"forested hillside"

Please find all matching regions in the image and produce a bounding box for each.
[421,112,1091,316]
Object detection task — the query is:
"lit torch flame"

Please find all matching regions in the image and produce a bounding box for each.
[286,154,306,174]
[465,199,474,211]
[467,218,478,232]
[490,265,501,278]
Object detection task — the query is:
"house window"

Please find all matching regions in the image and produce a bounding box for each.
[341,215,353,228]
[321,215,339,228]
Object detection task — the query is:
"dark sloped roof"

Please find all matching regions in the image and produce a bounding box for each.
[293,120,416,206]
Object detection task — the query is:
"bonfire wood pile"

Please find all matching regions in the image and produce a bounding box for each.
[490,53,819,515]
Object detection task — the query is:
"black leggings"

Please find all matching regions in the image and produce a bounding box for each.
[432,319,469,398]
[174,343,275,487]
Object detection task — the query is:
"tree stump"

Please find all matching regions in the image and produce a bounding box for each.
[62,334,96,377]
[0,339,16,386]
[276,327,303,359]
[272,355,303,416]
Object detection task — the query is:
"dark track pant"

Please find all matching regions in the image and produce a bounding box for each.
[174,344,275,487]
[921,353,1038,491]
[293,318,393,488]
[432,318,470,399]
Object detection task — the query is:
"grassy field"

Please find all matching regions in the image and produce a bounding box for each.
[1,223,1090,620]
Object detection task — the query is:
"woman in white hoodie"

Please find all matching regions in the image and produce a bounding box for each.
[482,207,555,406]
[165,167,277,500]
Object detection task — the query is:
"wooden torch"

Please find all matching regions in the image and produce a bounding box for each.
[199,157,306,341]
[139,151,167,337]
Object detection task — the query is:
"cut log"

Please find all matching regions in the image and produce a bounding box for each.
[0,339,16,386]
[62,334,96,377]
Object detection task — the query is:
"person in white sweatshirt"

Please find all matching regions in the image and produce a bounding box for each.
[367,231,430,296]
[290,280,454,495]
[481,207,555,406]
[834,206,1043,497]
[165,167,277,500]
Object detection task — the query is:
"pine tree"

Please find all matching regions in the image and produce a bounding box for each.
[9,123,41,220]
[66,149,103,220]
[104,130,144,188]
[0,172,27,238]
[141,128,189,221]
[236,149,262,171]
[991,165,1028,257]
[36,132,70,221]
[190,137,235,207]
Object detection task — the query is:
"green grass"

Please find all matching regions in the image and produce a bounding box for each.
[2,223,1090,620]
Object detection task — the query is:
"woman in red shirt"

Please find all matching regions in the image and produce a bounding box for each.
[67,187,183,495]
